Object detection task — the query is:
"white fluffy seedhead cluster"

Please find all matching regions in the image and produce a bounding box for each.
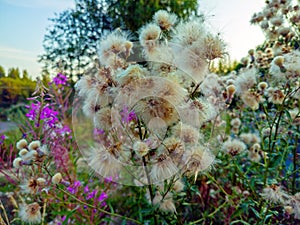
[251,0,298,43]
[73,10,227,186]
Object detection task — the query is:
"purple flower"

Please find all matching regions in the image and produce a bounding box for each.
[86,189,98,200]
[93,128,105,136]
[84,185,89,193]
[41,105,59,127]
[55,125,72,139]
[104,176,113,183]
[0,135,5,144]
[100,202,107,207]
[120,105,137,124]
[26,102,59,128]
[51,73,68,86]
[73,180,81,188]
[67,180,81,194]
[97,192,108,202]
[25,102,40,120]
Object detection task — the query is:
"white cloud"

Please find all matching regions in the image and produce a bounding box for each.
[0,46,37,62]
[1,0,74,10]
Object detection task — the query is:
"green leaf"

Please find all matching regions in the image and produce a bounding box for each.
[230,220,251,225]
[250,206,261,219]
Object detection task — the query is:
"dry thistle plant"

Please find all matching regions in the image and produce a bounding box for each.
[74,10,228,214]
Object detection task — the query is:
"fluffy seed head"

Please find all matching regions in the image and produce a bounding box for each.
[36,178,46,186]
[139,23,161,50]
[258,82,268,91]
[19,149,29,157]
[203,34,226,60]
[153,10,177,30]
[28,140,41,150]
[133,141,149,157]
[19,202,41,224]
[222,138,246,156]
[226,84,236,96]
[248,143,261,162]
[273,56,285,67]
[16,139,28,150]
[173,179,185,192]
[261,185,289,204]
[51,173,63,184]
[230,118,241,128]
[150,154,178,182]
[13,157,22,168]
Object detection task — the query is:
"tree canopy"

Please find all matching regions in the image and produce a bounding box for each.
[39,0,199,79]
[0,66,36,107]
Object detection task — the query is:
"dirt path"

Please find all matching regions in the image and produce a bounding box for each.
[0,121,17,134]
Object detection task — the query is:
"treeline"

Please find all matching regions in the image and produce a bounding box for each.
[0,65,37,107]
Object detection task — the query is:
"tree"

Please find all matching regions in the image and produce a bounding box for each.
[0,65,5,78]
[107,0,199,32]
[7,68,20,79]
[39,0,112,80]
[22,69,29,80]
[40,0,199,80]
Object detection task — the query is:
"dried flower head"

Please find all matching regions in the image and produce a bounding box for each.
[241,91,260,110]
[289,193,300,219]
[99,30,128,63]
[51,173,63,184]
[160,137,184,164]
[203,34,226,60]
[261,184,289,204]
[230,118,241,128]
[270,16,284,26]
[226,84,236,96]
[19,202,41,224]
[183,145,215,179]
[139,23,161,52]
[159,194,176,213]
[134,97,178,125]
[172,123,200,146]
[153,192,176,213]
[222,138,246,156]
[20,178,39,194]
[258,81,268,91]
[13,157,22,168]
[239,132,261,144]
[28,140,41,150]
[235,68,257,94]
[153,10,177,30]
[19,148,29,157]
[133,141,149,157]
[173,19,206,46]
[173,179,185,192]
[36,178,46,186]
[267,87,285,104]
[87,145,122,178]
[150,154,178,182]
[16,139,28,150]
[248,143,262,162]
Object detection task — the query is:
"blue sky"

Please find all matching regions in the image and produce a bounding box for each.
[0,0,265,78]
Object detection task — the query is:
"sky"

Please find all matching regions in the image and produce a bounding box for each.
[0,0,266,78]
